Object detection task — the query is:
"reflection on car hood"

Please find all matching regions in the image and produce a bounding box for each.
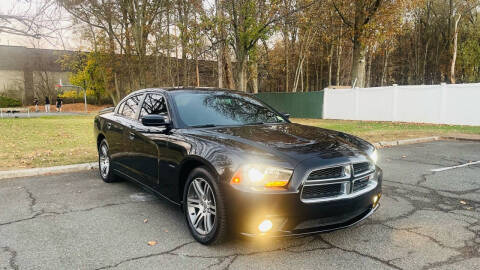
[190,123,373,165]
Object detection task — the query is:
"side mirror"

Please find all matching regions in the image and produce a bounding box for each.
[282,113,291,119]
[141,115,170,127]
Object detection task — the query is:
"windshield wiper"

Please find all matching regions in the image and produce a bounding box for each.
[191,124,218,128]
[245,122,265,125]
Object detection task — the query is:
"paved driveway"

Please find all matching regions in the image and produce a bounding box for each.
[1,140,480,269]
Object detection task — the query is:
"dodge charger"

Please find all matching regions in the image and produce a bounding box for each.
[93,88,382,245]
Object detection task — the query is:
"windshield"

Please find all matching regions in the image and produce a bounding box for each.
[171,91,287,127]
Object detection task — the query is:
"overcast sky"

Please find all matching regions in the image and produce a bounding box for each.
[0,0,84,50]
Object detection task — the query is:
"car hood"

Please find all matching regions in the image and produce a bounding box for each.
[187,123,373,166]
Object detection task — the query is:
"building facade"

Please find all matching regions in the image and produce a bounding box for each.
[0,45,71,105]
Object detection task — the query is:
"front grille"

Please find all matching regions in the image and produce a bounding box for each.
[301,161,377,203]
[353,176,370,192]
[302,184,342,200]
[307,166,343,180]
[353,162,371,175]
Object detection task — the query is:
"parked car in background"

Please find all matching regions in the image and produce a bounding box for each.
[94,88,382,245]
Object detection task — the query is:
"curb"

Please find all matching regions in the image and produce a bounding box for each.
[1,136,480,180]
[373,135,480,149]
[373,136,441,148]
[0,162,98,180]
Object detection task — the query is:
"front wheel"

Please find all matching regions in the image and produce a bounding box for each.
[183,167,228,245]
[98,139,119,183]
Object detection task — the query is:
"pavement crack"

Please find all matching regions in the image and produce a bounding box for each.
[22,187,37,213]
[318,235,402,270]
[0,201,146,227]
[1,246,19,270]
[94,241,196,269]
[223,255,238,270]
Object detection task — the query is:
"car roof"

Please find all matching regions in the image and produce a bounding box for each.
[118,87,252,105]
[134,87,249,95]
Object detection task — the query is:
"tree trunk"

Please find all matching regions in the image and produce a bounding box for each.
[292,55,304,92]
[366,47,374,87]
[336,24,342,86]
[238,57,248,91]
[450,14,461,84]
[423,39,430,84]
[351,38,367,88]
[224,48,235,89]
[351,1,368,88]
[328,43,334,86]
[251,61,258,93]
[283,31,289,92]
[195,57,200,87]
[381,46,390,86]
[216,0,225,88]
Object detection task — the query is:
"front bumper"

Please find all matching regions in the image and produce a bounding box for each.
[224,167,382,237]
[241,203,379,237]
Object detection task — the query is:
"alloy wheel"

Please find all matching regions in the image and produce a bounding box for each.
[99,144,110,179]
[186,178,217,235]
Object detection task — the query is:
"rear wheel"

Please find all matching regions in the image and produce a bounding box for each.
[98,139,119,183]
[183,167,228,245]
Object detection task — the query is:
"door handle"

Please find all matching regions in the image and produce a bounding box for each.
[106,122,112,129]
[128,132,135,140]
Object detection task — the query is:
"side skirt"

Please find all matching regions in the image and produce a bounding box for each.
[113,169,181,207]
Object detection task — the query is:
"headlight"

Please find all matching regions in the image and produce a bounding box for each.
[231,164,293,189]
[369,149,378,164]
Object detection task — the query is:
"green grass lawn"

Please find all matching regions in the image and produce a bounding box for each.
[292,118,480,143]
[0,115,96,170]
[1,115,479,170]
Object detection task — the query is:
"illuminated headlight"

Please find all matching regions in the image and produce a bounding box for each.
[369,149,378,164]
[231,165,293,189]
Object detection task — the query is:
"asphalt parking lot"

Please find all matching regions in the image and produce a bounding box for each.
[1,140,480,270]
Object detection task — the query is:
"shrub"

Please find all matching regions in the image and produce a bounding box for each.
[0,96,21,108]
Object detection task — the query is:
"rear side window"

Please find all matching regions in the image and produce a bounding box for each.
[120,95,143,119]
[139,94,168,119]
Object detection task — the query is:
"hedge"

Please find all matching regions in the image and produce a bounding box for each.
[0,96,21,108]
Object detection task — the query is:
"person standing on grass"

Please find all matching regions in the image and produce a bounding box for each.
[56,96,63,112]
[45,96,50,112]
[33,97,39,112]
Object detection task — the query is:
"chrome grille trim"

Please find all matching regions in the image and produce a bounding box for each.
[352,162,375,177]
[304,164,351,185]
[300,162,377,203]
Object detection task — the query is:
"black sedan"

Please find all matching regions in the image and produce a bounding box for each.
[94,88,382,245]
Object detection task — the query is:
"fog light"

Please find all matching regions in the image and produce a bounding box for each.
[258,219,273,233]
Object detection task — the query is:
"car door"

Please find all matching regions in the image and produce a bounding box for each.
[126,93,172,188]
[114,94,144,178]
[103,109,125,171]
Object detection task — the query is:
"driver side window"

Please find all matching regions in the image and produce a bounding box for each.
[139,94,168,119]
[120,95,143,120]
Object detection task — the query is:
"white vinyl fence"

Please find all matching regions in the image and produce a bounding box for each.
[323,83,480,126]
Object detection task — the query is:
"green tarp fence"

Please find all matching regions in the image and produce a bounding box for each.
[255,91,324,119]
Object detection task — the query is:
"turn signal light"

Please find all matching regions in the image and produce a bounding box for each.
[373,193,381,207]
[264,180,289,187]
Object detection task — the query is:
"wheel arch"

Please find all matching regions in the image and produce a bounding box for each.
[178,156,219,203]
[97,133,106,150]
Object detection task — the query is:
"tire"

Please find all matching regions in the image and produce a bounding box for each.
[183,166,228,245]
[98,139,119,183]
